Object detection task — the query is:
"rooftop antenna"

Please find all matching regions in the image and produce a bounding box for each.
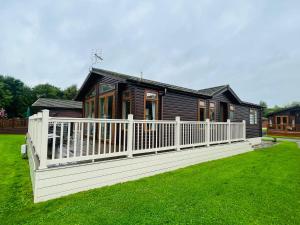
[140,71,143,80]
[90,49,103,70]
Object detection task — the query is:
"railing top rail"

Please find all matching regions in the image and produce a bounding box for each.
[133,120,176,124]
[49,117,129,123]
[180,121,207,124]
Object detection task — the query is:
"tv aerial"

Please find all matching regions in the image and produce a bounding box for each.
[90,49,103,69]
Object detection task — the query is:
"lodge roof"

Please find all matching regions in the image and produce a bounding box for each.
[75,67,261,108]
[267,105,300,116]
[32,98,82,109]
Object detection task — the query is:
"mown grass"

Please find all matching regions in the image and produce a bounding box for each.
[0,135,299,225]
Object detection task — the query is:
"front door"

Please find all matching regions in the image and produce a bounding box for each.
[220,102,228,122]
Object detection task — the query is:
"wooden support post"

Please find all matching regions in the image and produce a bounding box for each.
[39,110,49,169]
[206,119,210,146]
[127,114,134,158]
[227,119,231,143]
[175,116,181,151]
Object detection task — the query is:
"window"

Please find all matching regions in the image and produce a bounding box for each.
[250,109,257,124]
[122,90,131,119]
[99,84,114,94]
[85,102,89,117]
[198,100,206,121]
[86,88,96,99]
[209,102,216,121]
[85,99,95,118]
[145,91,158,121]
[269,119,272,127]
[229,104,235,121]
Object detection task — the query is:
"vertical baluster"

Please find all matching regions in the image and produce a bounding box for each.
[74,122,77,157]
[92,122,96,155]
[159,123,161,148]
[137,123,140,150]
[118,123,121,152]
[145,123,148,149]
[59,122,64,159]
[189,124,192,145]
[141,123,144,150]
[87,122,90,156]
[152,122,155,149]
[98,122,102,155]
[113,123,117,153]
[52,122,57,159]
[104,122,107,155]
[162,123,165,147]
[67,122,70,158]
[109,122,112,154]
[80,122,84,156]
[133,122,135,151]
[123,123,126,152]
[155,123,158,149]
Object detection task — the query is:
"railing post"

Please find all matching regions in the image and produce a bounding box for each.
[206,119,210,146]
[227,119,231,143]
[242,120,246,141]
[127,114,134,158]
[39,110,49,169]
[175,116,181,151]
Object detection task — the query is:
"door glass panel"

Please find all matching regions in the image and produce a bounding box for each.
[107,96,113,119]
[199,108,205,121]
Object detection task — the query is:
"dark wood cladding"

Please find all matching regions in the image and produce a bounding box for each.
[49,109,82,118]
[211,91,262,138]
[162,91,198,121]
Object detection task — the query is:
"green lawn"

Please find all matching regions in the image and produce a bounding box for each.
[0,135,300,225]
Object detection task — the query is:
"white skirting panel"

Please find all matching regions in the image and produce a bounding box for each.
[30,141,253,203]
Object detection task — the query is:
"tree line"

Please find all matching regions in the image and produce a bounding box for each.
[0,75,78,118]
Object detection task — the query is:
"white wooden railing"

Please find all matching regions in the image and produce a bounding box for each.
[28,110,246,169]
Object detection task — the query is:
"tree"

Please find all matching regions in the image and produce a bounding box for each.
[0,78,13,109]
[259,101,267,117]
[63,85,78,100]
[32,84,63,99]
[0,75,33,117]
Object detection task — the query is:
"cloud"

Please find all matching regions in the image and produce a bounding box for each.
[0,0,299,107]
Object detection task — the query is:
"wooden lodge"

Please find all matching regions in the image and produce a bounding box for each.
[267,105,300,137]
[75,68,262,139]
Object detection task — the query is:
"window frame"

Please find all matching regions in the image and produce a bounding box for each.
[229,104,235,121]
[198,99,207,121]
[144,90,159,131]
[208,101,216,121]
[249,108,258,125]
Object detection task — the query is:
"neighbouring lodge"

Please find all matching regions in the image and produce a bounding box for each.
[267,105,300,137]
[32,98,82,117]
[75,68,262,138]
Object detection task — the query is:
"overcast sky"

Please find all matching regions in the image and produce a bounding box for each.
[0,0,299,107]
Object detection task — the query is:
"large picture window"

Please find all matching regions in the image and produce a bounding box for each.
[209,102,216,121]
[198,100,206,121]
[250,109,257,124]
[144,91,158,121]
